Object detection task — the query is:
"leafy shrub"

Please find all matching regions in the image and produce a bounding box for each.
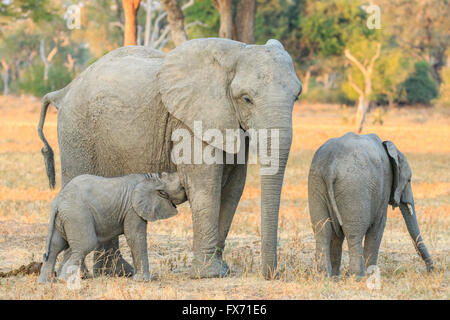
[403,61,438,105]
[19,62,72,97]
[434,67,450,108]
[303,86,352,105]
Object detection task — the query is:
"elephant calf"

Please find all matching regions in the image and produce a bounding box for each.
[38,172,186,283]
[308,132,434,277]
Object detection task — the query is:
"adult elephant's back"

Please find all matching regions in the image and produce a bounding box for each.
[39,46,178,187]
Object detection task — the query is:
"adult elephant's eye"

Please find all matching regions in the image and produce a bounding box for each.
[157,190,169,199]
[242,95,253,104]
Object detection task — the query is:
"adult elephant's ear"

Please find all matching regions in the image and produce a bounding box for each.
[383,141,401,207]
[158,38,243,154]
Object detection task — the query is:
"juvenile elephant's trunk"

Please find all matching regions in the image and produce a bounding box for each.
[259,126,292,279]
[399,202,434,272]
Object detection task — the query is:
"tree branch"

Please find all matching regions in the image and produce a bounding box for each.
[367,42,382,75]
[0,59,8,71]
[47,46,58,63]
[344,48,368,76]
[347,72,364,97]
[185,20,208,29]
[153,25,170,48]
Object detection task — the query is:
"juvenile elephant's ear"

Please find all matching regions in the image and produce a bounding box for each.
[132,181,178,222]
[383,141,401,207]
[158,38,243,154]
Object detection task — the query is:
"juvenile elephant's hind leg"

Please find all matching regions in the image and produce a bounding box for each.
[57,248,89,278]
[38,230,67,283]
[309,182,333,277]
[60,219,98,281]
[345,233,365,277]
[313,218,333,276]
[330,232,344,276]
[363,215,387,268]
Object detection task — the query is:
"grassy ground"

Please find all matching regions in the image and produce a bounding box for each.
[0,95,448,299]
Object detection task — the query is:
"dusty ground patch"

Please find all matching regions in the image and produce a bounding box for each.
[0,96,448,299]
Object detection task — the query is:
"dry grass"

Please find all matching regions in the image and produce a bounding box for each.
[0,96,448,299]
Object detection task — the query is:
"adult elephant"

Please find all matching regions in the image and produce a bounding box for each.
[37,38,302,279]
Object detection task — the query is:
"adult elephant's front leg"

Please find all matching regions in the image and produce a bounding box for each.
[93,238,134,277]
[178,163,229,278]
[217,162,247,254]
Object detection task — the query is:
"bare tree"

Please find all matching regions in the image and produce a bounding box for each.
[213,0,233,39]
[235,0,255,44]
[345,42,381,133]
[0,59,9,96]
[64,54,75,72]
[40,39,58,81]
[122,0,142,46]
[214,0,255,44]
[142,0,200,49]
[144,0,153,46]
[161,0,188,46]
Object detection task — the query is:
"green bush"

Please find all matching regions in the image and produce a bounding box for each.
[403,61,438,105]
[19,62,72,97]
[303,86,354,105]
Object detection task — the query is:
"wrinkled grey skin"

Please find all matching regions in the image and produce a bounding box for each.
[37,172,186,284]
[308,132,434,277]
[38,38,301,279]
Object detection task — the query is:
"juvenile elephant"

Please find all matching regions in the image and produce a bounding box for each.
[38,38,302,279]
[308,132,434,277]
[37,172,186,283]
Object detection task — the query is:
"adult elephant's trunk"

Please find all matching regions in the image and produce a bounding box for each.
[259,126,292,279]
[399,202,434,272]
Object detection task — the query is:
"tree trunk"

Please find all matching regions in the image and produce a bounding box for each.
[0,59,8,96]
[214,0,233,39]
[355,96,369,133]
[344,43,381,133]
[161,0,188,46]
[144,0,153,46]
[302,69,311,94]
[122,0,141,46]
[235,0,255,44]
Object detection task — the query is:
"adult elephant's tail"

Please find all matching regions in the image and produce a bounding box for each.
[38,90,65,189]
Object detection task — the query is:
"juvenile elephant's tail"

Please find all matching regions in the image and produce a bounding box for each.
[38,92,60,189]
[43,202,58,262]
[325,174,344,238]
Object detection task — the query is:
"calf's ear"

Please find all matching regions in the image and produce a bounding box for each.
[383,140,409,208]
[132,181,178,222]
